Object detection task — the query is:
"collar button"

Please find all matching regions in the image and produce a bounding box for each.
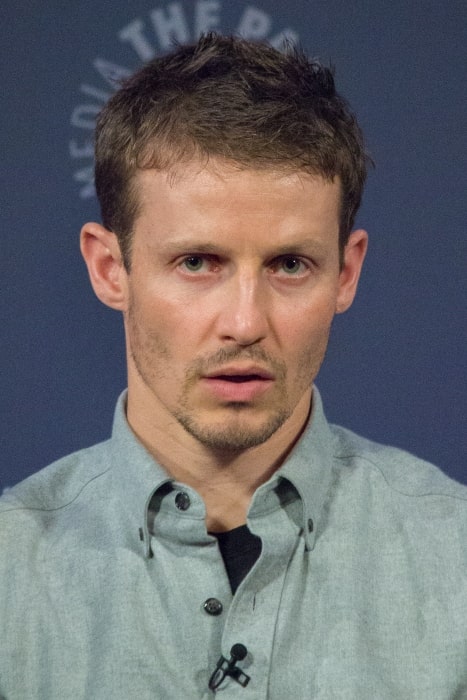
[175,491,191,511]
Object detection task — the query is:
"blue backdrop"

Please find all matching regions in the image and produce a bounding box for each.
[1,1,466,488]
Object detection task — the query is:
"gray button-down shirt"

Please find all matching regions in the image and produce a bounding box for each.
[1,388,466,699]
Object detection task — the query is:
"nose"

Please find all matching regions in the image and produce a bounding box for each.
[217,272,269,346]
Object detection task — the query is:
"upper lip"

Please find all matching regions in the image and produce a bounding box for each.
[203,365,275,380]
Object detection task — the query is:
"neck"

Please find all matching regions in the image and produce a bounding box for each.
[127,389,312,531]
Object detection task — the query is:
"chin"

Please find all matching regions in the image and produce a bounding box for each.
[175,407,291,453]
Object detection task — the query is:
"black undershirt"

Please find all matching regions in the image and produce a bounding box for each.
[210,525,262,594]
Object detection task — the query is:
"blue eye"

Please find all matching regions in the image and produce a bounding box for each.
[281,257,303,274]
[183,256,204,272]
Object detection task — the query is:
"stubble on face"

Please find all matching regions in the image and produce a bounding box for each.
[122,165,349,459]
[176,345,292,453]
[127,295,328,455]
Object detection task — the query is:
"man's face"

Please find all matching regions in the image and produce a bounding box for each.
[120,160,364,454]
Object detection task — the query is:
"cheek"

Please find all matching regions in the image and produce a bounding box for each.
[128,288,211,370]
[127,290,170,356]
[276,300,336,388]
[277,297,336,350]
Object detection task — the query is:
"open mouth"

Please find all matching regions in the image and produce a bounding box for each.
[202,370,274,401]
[203,364,275,404]
[216,374,266,383]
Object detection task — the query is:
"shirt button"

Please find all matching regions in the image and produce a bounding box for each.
[203,598,223,616]
[175,491,191,511]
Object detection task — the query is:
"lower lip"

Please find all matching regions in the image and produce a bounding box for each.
[201,377,274,402]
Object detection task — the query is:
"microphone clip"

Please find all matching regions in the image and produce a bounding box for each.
[208,643,250,691]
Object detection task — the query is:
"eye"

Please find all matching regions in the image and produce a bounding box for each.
[280,257,304,274]
[178,254,220,275]
[271,256,310,277]
[182,256,205,272]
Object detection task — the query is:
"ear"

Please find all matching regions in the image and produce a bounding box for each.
[80,222,128,311]
[335,229,368,314]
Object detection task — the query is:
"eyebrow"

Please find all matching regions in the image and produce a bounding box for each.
[160,237,329,257]
[162,241,223,255]
[264,240,329,257]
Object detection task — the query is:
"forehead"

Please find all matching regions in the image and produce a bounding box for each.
[134,159,342,224]
[130,161,343,263]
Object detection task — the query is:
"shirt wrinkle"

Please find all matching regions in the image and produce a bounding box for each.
[1,385,466,699]
[334,448,467,501]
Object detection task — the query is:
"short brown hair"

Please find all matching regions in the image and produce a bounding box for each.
[95,33,370,269]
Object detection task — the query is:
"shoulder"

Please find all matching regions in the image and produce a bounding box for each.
[0,441,117,585]
[0,439,113,520]
[330,423,467,503]
[324,426,467,581]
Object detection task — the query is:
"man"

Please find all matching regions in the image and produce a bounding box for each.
[0,34,466,699]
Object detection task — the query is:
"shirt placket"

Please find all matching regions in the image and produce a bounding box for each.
[212,503,301,698]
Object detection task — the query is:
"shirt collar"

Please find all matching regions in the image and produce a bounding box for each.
[276,386,334,550]
[109,386,334,557]
[109,392,171,558]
